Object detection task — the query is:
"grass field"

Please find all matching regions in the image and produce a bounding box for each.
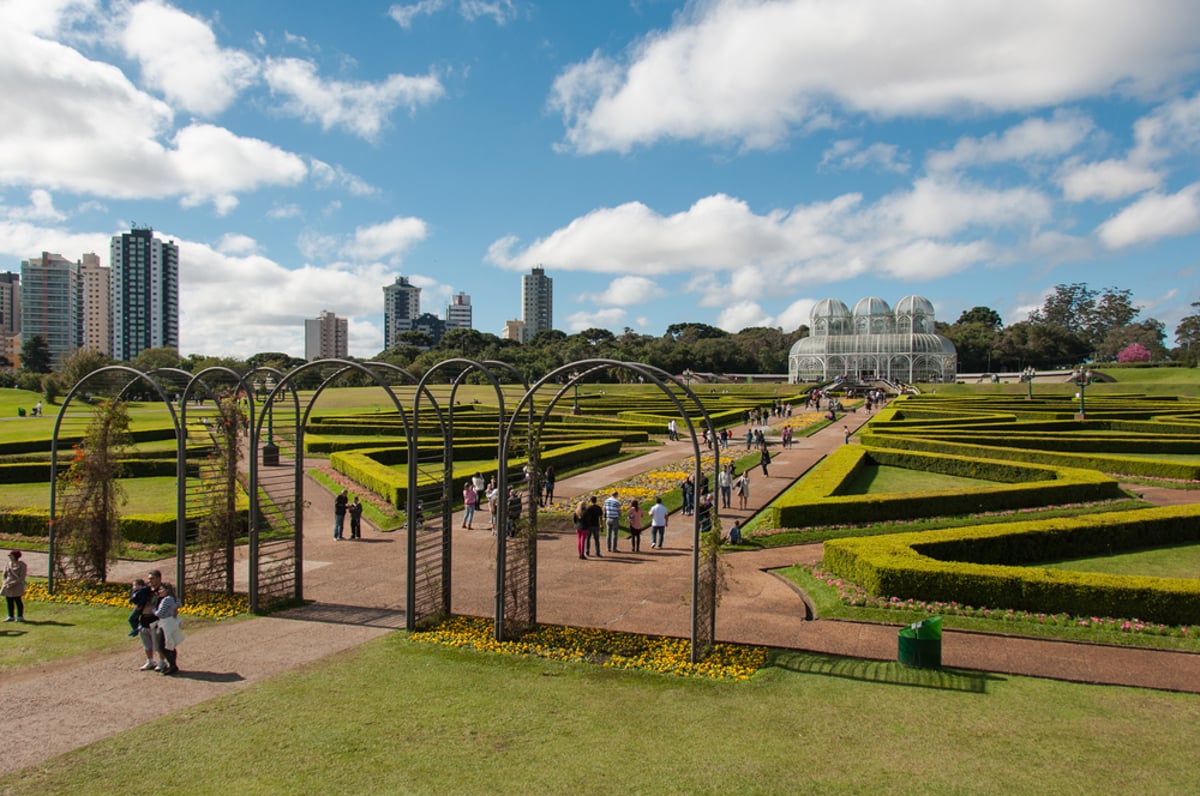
[1,635,1196,794]
[0,601,144,671]
[840,463,997,494]
[1043,542,1200,579]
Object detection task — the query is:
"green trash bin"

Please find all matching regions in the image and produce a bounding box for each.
[898,616,942,669]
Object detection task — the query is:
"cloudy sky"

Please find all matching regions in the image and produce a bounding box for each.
[2,0,1199,358]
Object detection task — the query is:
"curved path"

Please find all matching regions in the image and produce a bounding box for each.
[3,404,1199,777]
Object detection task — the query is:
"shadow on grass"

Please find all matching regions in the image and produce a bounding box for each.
[275,602,407,629]
[171,670,246,683]
[14,619,74,627]
[769,649,1004,693]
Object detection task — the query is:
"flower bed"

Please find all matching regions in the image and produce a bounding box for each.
[411,615,766,681]
[25,580,247,619]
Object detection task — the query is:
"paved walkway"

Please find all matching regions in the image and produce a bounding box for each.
[4,404,1200,777]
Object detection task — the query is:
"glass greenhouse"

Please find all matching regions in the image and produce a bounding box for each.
[788,295,957,383]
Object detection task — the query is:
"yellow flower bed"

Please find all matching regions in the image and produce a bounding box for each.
[411,615,766,681]
[25,580,248,620]
[546,453,723,512]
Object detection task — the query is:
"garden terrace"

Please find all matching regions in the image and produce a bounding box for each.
[758,445,1125,531]
[822,504,1200,626]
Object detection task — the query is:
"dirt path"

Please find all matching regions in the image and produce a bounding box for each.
[4,405,1199,777]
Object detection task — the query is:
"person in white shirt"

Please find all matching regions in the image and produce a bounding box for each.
[648,496,669,549]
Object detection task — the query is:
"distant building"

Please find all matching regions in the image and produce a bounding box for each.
[521,266,552,340]
[445,292,472,330]
[412,312,445,346]
[110,227,179,361]
[20,252,80,369]
[78,253,111,356]
[305,310,348,360]
[0,271,20,366]
[502,319,526,343]
[383,275,421,349]
[788,295,957,383]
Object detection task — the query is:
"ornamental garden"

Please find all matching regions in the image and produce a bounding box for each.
[3,370,1199,662]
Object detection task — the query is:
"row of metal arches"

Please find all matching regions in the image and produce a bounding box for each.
[48,358,725,661]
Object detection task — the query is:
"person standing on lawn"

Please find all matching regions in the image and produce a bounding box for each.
[3,550,27,623]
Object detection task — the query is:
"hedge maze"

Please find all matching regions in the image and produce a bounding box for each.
[791,392,1200,625]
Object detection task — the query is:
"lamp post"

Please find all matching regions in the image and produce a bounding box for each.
[1022,366,1036,400]
[1072,366,1092,419]
[262,377,279,466]
[570,371,580,415]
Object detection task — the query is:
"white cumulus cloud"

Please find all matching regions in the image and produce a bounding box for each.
[121,0,258,116]
[342,216,429,262]
[1096,184,1200,249]
[264,57,444,140]
[551,0,1200,153]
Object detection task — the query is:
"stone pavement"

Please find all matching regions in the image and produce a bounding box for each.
[5,404,1199,776]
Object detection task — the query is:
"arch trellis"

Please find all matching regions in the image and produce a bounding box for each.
[54,358,730,661]
[503,358,722,662]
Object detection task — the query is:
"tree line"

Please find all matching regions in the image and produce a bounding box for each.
[940,284,1199,372]
[6,284,1198,394]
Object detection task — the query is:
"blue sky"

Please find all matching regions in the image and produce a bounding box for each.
[1,0,1199,359]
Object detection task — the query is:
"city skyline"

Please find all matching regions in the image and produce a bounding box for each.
[1,2,1198,359]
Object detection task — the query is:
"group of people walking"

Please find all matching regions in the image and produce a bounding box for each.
[572,492,669,559]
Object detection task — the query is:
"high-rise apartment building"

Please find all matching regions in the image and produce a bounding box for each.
[0,272,19,368]
[78,253,111,356]
[502,319,525,343]
[305,310,348,360]
[383,275,421,349]
[20,252,80,369]
[521,266,552,341]
[110,227,179,361]
[446,292,472,330]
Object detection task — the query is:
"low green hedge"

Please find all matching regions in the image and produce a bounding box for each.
[861,432,1200,481]
[330,438,624,508]
[823,504,1200,626]
[761,446,1124,529]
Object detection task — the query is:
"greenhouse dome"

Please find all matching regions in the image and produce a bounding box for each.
[789,294,957,383]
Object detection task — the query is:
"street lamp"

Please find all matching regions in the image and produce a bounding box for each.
[570,371,580,415]
[1022,366,1036,400]
[1072,366,1092,419]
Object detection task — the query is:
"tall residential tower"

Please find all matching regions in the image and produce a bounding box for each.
[305,310,349,360]
[521,266,552,342]
[383,275,421,349]
[110,227,178,361]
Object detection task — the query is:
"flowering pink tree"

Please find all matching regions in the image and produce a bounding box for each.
[1117,342,1151,363]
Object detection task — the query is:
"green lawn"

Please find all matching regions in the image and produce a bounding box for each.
[1042,543,1200,579]
[0,601,140,671]
[0,476,183,513]
[840,463,998,494]
[2,635,1196,793]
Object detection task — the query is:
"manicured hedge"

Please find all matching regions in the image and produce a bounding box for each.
[330,438,623,508]
[761,445,1124,529]
[823,505,1200,626]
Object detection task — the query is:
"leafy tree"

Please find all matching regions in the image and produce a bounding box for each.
[993,321,1089,370]
[1173,301,1200,366]
[20,335,51,374]
[955,306,1003,329]
[1094,320,1167,362]
[132,346,182,372]
[53,400,131,582]
[1117,343,1151,363]
[665,323,729,344]
[59,349,115,395]
[1030,283,1097,336]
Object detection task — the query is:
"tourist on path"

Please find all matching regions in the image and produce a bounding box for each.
[153,581,182,675]
[627,499,644,552]
[718,465,732,509]
[735,471,750,510]
[3,550,27,623]
[573,501,589,559]
[348,497,363,539]
[681,475,695,516]
[136,569,163,671]
[542,465,555,507]
[603,491,622,552]
[648,496,668,549]
[582,497,603,557]
[333,489,348,540]
[759,447,771,477]
[462,482,477,529]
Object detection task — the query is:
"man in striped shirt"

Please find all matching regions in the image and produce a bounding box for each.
[603,491,623,553]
